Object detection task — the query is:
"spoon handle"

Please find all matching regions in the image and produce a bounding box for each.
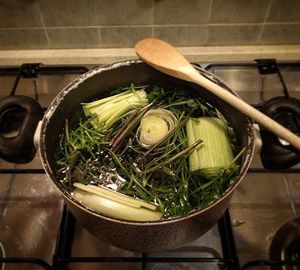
[187,68,300,151]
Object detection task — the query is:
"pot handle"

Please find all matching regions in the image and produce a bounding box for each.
[0,95,43,163]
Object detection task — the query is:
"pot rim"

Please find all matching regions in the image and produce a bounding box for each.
[40,59,255,226]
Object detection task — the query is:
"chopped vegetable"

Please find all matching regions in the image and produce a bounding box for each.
[56,85,240,220]
[73,183,162,221]
[137,108,177,148]
[186,117,234,180]
[83,88,148,130]
[74,182,158,210]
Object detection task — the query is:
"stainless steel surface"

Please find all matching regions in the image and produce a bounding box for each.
[0,74,81,108]
[210,63,300,267]
[70,224,222,270]
[0,71,78,270]
[0,62,299,269]
[210,64,300,103]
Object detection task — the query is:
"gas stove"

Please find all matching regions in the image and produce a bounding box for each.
[0,60,299,270]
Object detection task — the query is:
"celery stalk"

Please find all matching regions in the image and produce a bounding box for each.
[186,117,234,180]
[186,118,199,170]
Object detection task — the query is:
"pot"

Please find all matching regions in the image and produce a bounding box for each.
[0,60,255,251]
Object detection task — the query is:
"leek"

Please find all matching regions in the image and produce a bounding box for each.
[186,117,234,180]
[73,183,162,221]
[74,182,157,210]
[137,108,177,148]
[83,89,148,130]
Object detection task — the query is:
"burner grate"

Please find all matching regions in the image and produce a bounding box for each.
[0,62,299,270]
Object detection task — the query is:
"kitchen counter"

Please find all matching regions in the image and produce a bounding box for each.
[0,45,300,66]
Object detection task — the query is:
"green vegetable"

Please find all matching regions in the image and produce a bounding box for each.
[74,182,158,210]
[73,183,162,221]
[137,108,177,148]
[186,117,234,180]
[56,85,240,220]
[83,89,148,130]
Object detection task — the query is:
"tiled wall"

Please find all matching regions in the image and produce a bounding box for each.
[0,0,299,50]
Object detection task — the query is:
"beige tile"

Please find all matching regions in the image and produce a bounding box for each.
[260,24,300,44]
[209,0,270,23]
[0,0,42,28]
[153,26,206,46]
[153,0,210,24]
[0,29,48,49]
[38,0,97,27]
[96,0,152,26]
[47,28,100,49]
[101,26,152,48]
[267,0,300,22]
[206,25,261,45]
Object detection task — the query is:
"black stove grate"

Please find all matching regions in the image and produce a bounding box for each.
[52,206,238,270]
[0,196,239,270]
[0,168,299,269]
[0,62,299,270]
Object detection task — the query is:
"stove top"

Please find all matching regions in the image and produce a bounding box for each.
[0,60,299,270]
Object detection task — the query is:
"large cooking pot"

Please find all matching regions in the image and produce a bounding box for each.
[1,60,255,251]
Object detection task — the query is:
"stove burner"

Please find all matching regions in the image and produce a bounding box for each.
[260,97,300,170]
[286,236,300,263]
[0,96,43,163]
[270,217,300,270]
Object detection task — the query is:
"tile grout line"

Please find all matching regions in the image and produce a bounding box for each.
[151,0,154,38]
[203,0,214,45]
[94,0,102,47]
[256,0,274,45]
[98,28,102,48]
[283,173,297,216]
[207,0,214,23]
[35,2,51,48]
[1,22,300,31]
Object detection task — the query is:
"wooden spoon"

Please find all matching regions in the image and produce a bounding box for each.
[135,38,300,151]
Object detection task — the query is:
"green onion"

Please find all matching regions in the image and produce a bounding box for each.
[186,117,234,180]
[83,89,149,130]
